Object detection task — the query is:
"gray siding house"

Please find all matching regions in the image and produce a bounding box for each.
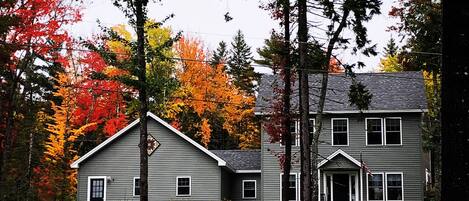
[256,71,428,201]
[72,71,427,201]
[71,113,261,201]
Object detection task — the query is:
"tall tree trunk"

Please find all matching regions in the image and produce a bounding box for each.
[311,7,350,201]
[441,1,469,199]
[136,0,149,200]
[297,0,311,200]
[281,1,293,201]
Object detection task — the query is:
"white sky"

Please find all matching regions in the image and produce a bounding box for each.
[71,0,400,73]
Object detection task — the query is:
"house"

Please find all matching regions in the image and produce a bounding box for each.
[71,112,261,201]
[255,71,428,201]
[72,71,427,201]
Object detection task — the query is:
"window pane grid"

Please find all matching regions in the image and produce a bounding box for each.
[367,119,383,145]
[177,177,190,196]
[385,118,401,145]
[332,119,348,145]
[243,181,256,198]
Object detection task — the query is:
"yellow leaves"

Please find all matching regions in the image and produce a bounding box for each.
[173,36,259,148]
[379,55,403,72]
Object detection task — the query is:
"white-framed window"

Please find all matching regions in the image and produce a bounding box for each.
[384,118,402,145]
[176,176,191,196]
[87,176,107,201]
[331,118,349,146]
[281,120,299,146]
[367,172,385,201]
[386,172,404,201]
[309,118,315,136]
[280,173,298,201]
[366,118,383,145]
[133,177,140,196]
[366,117,402,146]
[242,180,257,199]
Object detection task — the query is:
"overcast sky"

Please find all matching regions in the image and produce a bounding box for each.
[71,0,400,73]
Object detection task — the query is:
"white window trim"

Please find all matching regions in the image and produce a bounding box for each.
[87,176,107,201]
[384,117,403,146]
[176,176,191,197]
[366,172,385,201]
[242,180,257,199]
[385,172,404,201]
[279,173,299,201]
[365,118,384,146]
[133,177,140,197]
[331,118,349,146]
[280,120,299,147]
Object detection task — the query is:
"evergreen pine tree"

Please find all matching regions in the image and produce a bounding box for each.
[384,37,398,56]
[227,30,259,95]
[210,41,228,68]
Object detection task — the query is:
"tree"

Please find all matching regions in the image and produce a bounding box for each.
[0,0,81,198]
[228,30,260,95]
[441,0,469,198]
[210,41,229,68]
[34,72,95,201]
[304,1,381,200]
[379,38,403,72]
[389,1,442,199]
[168,36,259,149]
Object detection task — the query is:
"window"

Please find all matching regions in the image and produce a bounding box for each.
[242,180,256,199]
[386,173,403,201]
[176,176,191,196]
[309,119,315,136]
[280,173,297,201]
[385,118,402,145]
[133,177,140,196]
[368,173,384,201]
[88,176,106,201]
[332,118,348,146]
[366,118,383,145]
[281,120,298,146]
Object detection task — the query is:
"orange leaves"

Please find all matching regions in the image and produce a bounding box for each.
[170,36,259,148]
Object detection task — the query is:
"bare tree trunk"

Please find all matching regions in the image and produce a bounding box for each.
[297,0,312,200]
[135,0,149,200]
[311,7,350,201]
[281,0,293,200]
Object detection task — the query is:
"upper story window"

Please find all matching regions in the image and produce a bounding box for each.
[385,118,402,145]
[176,176,191,196]
[366,118,383,145]
[366,117,402,146]
[280,119,314,147]
[133,177,140,196]
[242,180,257,199]
[332,118,349,146]
[368,173,384,201]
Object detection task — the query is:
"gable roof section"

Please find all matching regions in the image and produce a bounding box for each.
[211,150,261,173]
[317,149,361,168]
[255,71,428,114]
[70,112,226,168]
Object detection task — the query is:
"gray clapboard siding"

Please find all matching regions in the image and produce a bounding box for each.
[78,118,222,201]
[261,113,424,201]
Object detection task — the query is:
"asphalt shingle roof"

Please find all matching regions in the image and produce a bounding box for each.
[255,71,428,113]
[211,149,261,171]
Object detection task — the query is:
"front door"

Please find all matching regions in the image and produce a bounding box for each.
[333,174,349,201]
[323,173,359,201]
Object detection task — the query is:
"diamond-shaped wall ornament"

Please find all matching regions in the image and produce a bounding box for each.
[147,134,160,156]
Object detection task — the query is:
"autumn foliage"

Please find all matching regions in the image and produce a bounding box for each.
[168,37,259,148]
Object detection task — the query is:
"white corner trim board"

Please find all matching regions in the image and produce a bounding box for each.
[71,112,226,168]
